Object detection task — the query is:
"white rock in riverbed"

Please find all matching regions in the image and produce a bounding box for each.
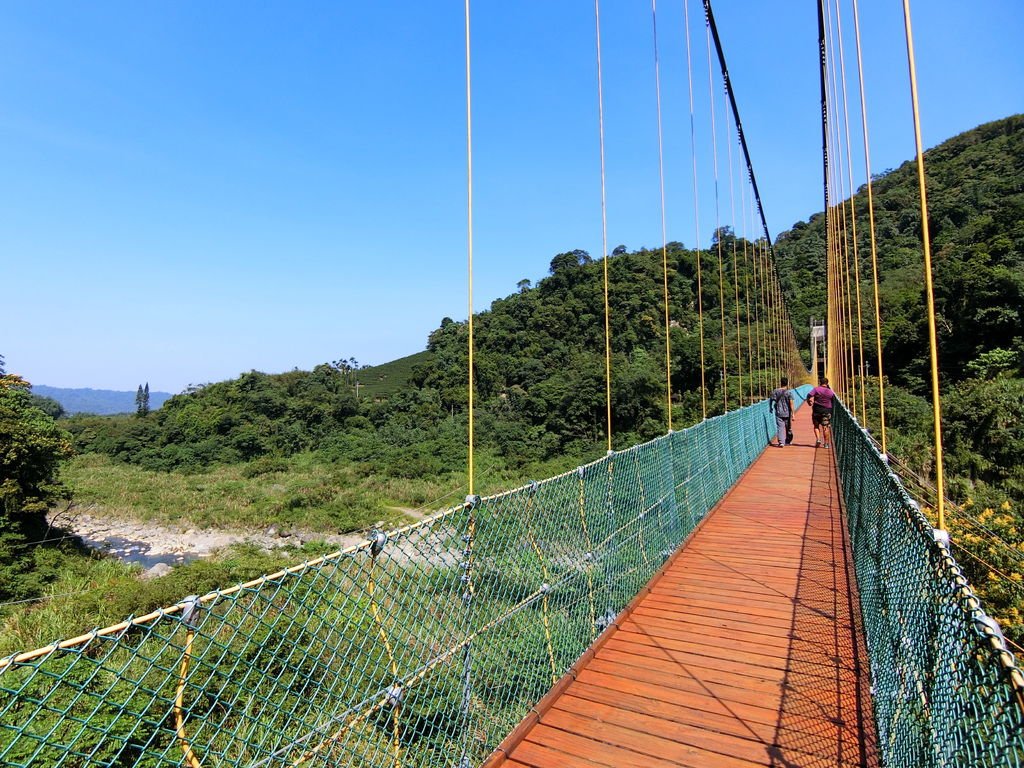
[141,563,173,580]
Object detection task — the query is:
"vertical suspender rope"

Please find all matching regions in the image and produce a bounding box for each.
[824,0,847,402]
[833,0,868,425]
[725,98,744,404]
[770,252,778,385]
[773,263,785,380]
[651,0,673,431]
[460,5,477,765]
[824,0,848,399]
[464,0,475,499]
[704,11,729,412]
[741,175,754,401]
[758,234,769,394]
[852,0,888,454]
[758,240,771,386]
[683,0,707,420]
[754,199,765,396]
[703,0,776,258]
[817,0,831,384]
[828,0,858,413]
[595,0,613,453]
[902,0,946,530]
[703,0,787,393]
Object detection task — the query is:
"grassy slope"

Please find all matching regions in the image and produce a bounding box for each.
[354,350,432,401]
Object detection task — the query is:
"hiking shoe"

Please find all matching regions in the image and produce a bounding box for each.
[815,440,822,447]
[823,442,830,448]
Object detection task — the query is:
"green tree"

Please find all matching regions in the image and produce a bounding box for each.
[0,374,74,602]
[29,393,65,419]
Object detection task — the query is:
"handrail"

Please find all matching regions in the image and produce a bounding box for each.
[1,396,791,768]
[833,401,1024,767]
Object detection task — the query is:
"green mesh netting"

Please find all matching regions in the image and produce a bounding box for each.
[833,401,1024,768]
[0,396,790,768]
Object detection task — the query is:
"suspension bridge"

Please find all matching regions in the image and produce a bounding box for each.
[2,0,1023,766]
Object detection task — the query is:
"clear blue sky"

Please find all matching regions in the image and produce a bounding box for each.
[3,1,1021,393]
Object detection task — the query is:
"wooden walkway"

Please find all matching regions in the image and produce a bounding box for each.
[487,406,878,768]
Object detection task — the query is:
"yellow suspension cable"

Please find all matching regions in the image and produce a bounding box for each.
[761,240,771,385]
[750,228,761,396]
[768,249,775,384]
[741,176,754,401]
[524,490,558,683]
[595,0,613,453]
[834,16,854,406]
[833,0,867,425]
[725,97,744,405]
[839,180,858,409]
[768,244,781,385]
[758,239,771,389]
[705,15,728,412]
[827,203,837,387]
[768,242,778,385]
[840,155,856,408]
[684,0,707,419]
[772,266,784,382]
[852,0,888,454]
[578,471,597,639]
[826,0,854,407]
[464,0,476,496]
[368,554,402,766]
[903,0,946,530]
[651,0,673,431]
[174,625,203,768]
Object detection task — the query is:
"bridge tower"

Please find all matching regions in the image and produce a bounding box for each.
[810,318,825,381]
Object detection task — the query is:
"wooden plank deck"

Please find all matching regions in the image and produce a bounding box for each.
[487,405,879,767]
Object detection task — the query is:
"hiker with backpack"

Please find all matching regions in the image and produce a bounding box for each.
[805,376,836,448]
[769,376,795,448]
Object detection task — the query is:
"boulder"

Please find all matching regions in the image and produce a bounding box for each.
[141,563,173,580]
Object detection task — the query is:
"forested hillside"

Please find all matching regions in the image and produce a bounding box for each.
[67,238,794,478]
[16,116,1024,648]
[775,114,1023,488]
[774,114,1024,640]
[3,237,796,652]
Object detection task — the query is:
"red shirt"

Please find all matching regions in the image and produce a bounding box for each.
[809,385,835,409]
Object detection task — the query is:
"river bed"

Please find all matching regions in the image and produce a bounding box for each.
[47,507,364,572]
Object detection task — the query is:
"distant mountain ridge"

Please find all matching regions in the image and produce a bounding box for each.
[32,384,173,415]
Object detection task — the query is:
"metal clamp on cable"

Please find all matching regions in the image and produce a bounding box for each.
[931,528,950,547]
[974,614,1006,644]
[595,609,617,632]
[385,685,403,708]
[369,530,388,558]
[180,595,201,629]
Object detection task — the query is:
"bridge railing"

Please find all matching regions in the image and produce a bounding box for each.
[1,393,800,768]
[833,402,1024,767]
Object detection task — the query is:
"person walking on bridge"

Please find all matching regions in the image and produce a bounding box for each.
[769,376,794,448]
[806,376,835,448]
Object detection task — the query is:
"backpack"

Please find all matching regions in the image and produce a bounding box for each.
[771,388,790,416]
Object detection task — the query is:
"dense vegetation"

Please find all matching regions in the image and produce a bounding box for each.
[6,116,1022,654]
[4,233,796,655]
[0,371,74,604]
[66,236,790,480]
[774,114,1024,641]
